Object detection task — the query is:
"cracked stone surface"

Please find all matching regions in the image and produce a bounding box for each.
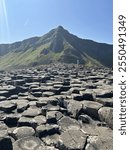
[0,63,113,149]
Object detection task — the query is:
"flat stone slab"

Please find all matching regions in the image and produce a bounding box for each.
[58,116,80,131]
[85,126,113,150]
[34,115,47,125]
[93,89,113,98]
[5,114,21,126]
[0,96,6,102]
[13,136,45,150]
[0,101,17,113]
[58,129,87,150]
[41,133,60,146]
[82,101,103,119]
[0,91,9,97]
[80,90,94,100]
[12,126,35,139]
[18,117,37,128]
[96,98,113,107]
[67,100,83,118]
[16,100,29,113]
[36,124,59,137]
[22,107,42,117]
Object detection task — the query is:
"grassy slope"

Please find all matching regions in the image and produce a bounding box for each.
[0,40,103,70]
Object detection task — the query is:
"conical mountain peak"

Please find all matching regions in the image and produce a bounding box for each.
[0,26,113,69]
[56,25,64,30]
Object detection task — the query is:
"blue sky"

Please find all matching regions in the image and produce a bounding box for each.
[0,0,113,44]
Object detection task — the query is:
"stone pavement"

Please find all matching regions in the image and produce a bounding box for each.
[0,63,113,150]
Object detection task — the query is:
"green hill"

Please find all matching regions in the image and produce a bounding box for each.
[0,26,113,69]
